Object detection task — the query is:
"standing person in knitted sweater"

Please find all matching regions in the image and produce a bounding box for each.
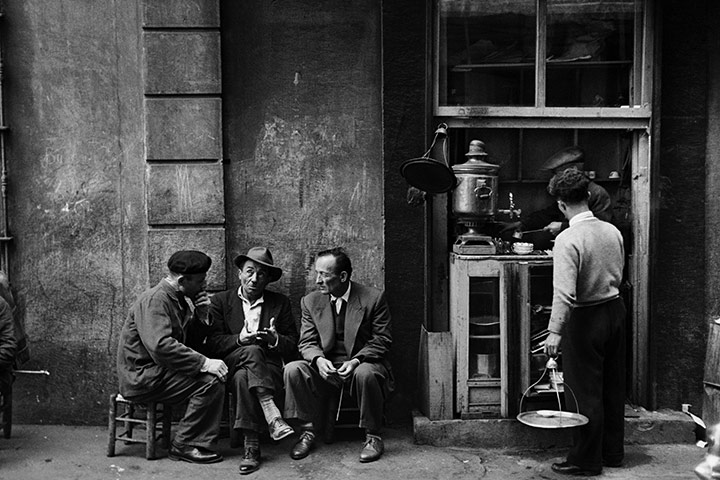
[542,168,626,477]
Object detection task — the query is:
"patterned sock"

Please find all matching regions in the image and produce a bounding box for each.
[300,421,314,433]
[257,392,282,424]
[244,429,259,449]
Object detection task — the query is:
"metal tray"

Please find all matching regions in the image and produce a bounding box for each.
[516,410,588,429]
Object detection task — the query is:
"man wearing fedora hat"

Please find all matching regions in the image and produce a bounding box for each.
[207,246,298,475]
[117,250,228,464]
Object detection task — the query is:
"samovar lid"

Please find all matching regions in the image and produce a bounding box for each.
[453,140,500,174]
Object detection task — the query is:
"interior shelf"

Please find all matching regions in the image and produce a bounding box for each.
[452,60,632,71]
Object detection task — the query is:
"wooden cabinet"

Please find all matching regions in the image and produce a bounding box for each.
[450,253,552,418]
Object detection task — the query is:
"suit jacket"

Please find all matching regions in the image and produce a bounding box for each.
[116,280,210,397]
[206,288,298,366]
[298,281,392,374]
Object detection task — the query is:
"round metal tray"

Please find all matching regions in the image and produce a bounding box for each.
[517,410,589,429]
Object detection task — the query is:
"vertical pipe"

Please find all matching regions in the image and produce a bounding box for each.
[0,8,9,277]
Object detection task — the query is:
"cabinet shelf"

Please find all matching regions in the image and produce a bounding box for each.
[452,60,632,72]
[500,178,622,185]
[470,334,500,340]
[467,378,500,387]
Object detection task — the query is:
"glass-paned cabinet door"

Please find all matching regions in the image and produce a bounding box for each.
[436,0,645,111]
[469,277,500,379]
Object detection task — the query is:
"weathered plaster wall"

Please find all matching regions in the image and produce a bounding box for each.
[654,0,709,410]
[220,0,394,409]
[221,0,383,301]
[382,1,429,421]
[3,1,146,423]
[703,1,720,424]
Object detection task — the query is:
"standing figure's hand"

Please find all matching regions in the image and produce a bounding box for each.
[543,332,562,358]
[544,222,563,236]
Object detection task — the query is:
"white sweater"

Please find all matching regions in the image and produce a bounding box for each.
[548,212,624,334]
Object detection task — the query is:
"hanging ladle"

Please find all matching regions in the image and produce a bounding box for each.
[513,228,545,239]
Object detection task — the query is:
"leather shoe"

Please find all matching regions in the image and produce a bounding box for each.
[290,431,315,460]
[551,461,601,476]
[238,446,261,475]
[268,417,294,441]
[359,434,384,463]
[168,442,223,464]
[603,459,623,468]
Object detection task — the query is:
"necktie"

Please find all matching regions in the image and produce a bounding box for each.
[333,299,345,337]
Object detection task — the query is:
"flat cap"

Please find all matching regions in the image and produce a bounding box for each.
[540,146,585,171]
[167,250,212,275]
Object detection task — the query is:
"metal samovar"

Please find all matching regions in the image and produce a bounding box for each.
[452,140,501,254]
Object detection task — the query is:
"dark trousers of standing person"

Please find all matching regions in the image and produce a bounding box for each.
[224,344,283,431]
[283,360,389,432]
[562,297,626,471]
[124,372,225,449]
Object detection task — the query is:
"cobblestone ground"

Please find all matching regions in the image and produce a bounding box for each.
[0,424,704,480]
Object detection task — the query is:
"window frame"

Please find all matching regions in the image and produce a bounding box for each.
[433,0,653,126]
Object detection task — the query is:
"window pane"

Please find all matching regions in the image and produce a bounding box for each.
[439,0,536,106]
[546,0,637,107]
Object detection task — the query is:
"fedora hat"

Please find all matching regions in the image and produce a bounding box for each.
[233,247,282,282]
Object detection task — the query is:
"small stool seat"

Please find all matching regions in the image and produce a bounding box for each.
[107,393,172,460]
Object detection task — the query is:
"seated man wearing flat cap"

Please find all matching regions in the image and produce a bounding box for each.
[502,146,613,248]
[116,250,228,464]
[207,247,298,475]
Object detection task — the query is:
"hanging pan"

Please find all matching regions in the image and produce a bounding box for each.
[400,123,456,194]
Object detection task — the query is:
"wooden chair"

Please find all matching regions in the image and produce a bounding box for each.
[322,385,362,443]
[107,393,172,460]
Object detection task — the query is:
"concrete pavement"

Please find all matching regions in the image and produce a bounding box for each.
[0,423,706,480]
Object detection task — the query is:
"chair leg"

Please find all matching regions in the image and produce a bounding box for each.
[146,402,157,460]
[161,403,172,450]
[107,393,118,457]
[126,402,135,441]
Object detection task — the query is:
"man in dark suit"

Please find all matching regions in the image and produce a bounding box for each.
[284,247,393,463]
[116,250,228,464]
[207,247,298,475]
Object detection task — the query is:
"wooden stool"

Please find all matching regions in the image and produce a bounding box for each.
[107,393,172,460]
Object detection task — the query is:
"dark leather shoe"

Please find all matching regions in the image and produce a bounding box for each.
[551,461,601,476]
[603,458,623,468]
[290,431,315,460]
[238,446,261,475]
[168,442,223,464]
[359,434,384,463]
